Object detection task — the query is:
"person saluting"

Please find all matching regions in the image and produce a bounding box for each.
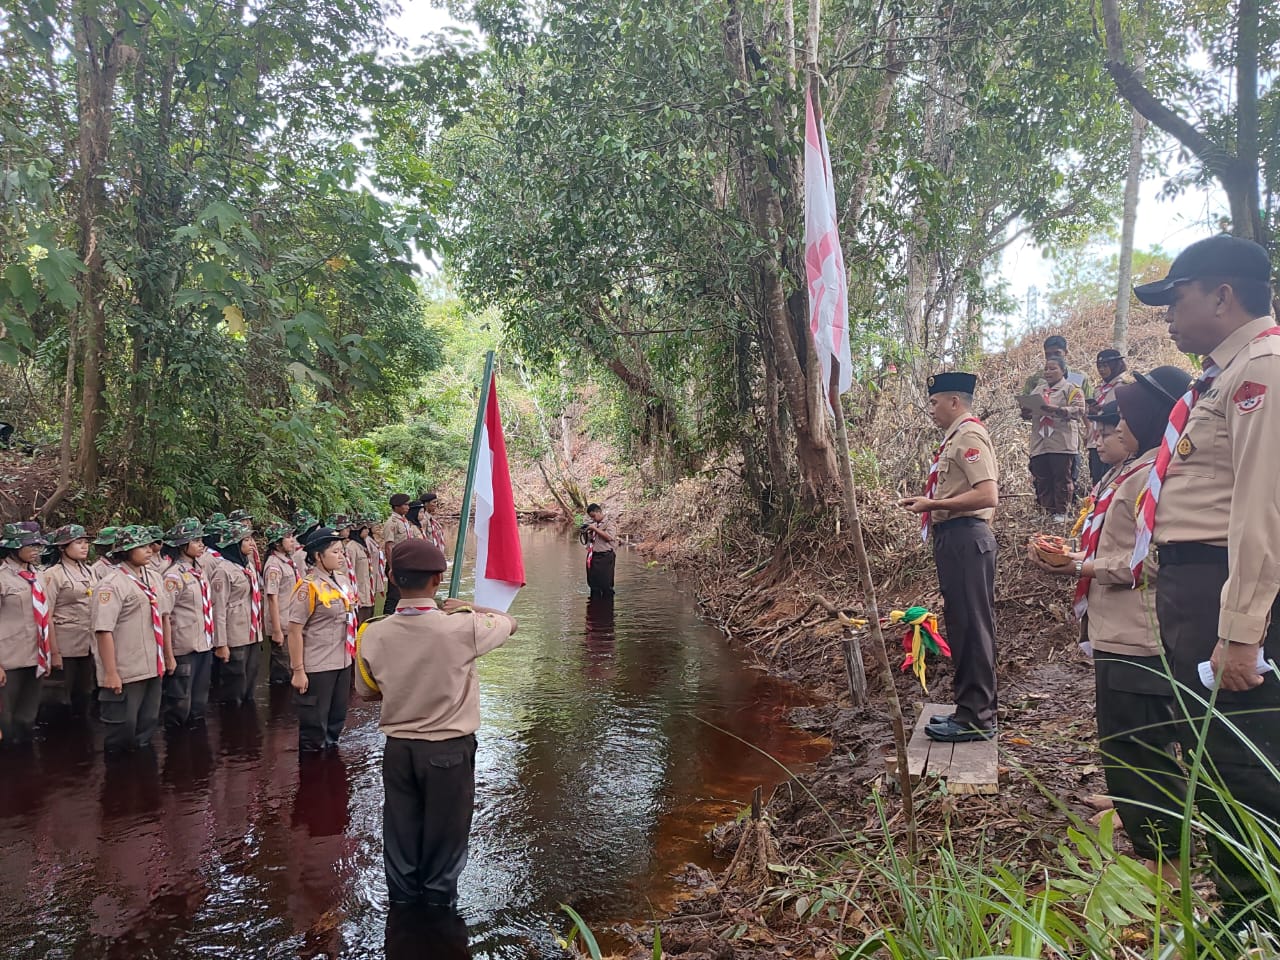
[898,372,999,743]
[1131,235,1280,928]
[355,539,517,908]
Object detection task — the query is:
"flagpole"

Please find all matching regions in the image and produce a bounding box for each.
[449,350,495,599]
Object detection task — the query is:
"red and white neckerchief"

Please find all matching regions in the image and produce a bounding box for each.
[328,572,358,658]
[1037,387,1057,439]
[1131,326,1280,579]
[122,567,165,676]
[245,564,261,644]
[17,567,52,677]
[1072,458,1150,617]
[285,555,303,586]
[188,562,216,649]
[427,516,446,551]
[394,605,439,616]
[920,417,983,543]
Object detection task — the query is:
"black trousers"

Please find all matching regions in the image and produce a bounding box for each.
[383,581,402,616]
[933,518,998,729]
[1093,652,1185,859]
[0,666,41,743]
[163,650,213,728]
[1157,554,1280,921]
[41,655,96,717]
[1030,453,1073,515]
[268,636,292,685]
[587,550,616,598]
[217,643,259,705]
[295,664,352,752]
[100,676,162,753]
[383,734,477,905]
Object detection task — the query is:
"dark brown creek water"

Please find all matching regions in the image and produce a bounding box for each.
[0,526,827,958]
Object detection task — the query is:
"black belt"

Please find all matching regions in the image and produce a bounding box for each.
[1157,542,1228,566]
[933,516,989,532]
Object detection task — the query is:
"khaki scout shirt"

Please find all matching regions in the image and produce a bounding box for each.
[163,559,213,656]
[348,540,372,606]
[0,558,44,670]
[287,572,353,673]
[216,557,256,649]
[588,517,619,553]
[263,554,302,638]
[91,557,116,579]
[366,539,387,595]
[92,564,163,685]
[1028,380,1086,456]
[929,417,999,525]
[356,598,513,740]
[1155,315,1280,644]
[1085,452,1161,657]
[292,547,309,572]
[44,560,97,658]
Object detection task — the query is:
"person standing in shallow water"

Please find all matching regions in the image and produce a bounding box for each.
[288,527,355,752]
[899,372,1000,744]
[212,522,261,705]
[159,518,225,728]
[355,539,516,908]
[262,522,302,686]
[43,524,97,718]
[582,503,618,599]
[0,523,58,743]
[92,525,173,753]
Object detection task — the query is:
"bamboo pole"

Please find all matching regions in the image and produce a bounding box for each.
[448,350,495,599]
[806,0,917,853]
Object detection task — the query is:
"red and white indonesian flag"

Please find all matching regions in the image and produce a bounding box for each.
[804,85,851,407]
[473,378,525,611]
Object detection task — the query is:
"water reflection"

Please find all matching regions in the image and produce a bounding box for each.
[0,527,825,959]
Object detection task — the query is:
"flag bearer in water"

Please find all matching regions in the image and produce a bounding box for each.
[898,372,1000,743]
[355,539,517,907]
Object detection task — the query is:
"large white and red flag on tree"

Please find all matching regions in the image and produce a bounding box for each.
[803,84,851,408]
[472,378,525,611]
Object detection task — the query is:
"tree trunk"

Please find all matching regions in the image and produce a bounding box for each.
[1114,103,1145,353]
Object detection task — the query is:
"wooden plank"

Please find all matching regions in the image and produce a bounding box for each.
[947,737,1000,795]
[921,702,954,779]
[905,702,952,781]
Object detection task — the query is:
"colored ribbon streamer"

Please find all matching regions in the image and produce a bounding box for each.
[891,606,950,692]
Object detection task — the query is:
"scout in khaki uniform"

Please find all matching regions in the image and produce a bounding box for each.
[1132,235,1280,927]
[159,519,225,727]
[328,514,366,621]
[228,509,260,571]
[92,525,173,752]
[382,494,421,615]
[0,523,57,743]
[899,372,1000,742]
[355,539,517,906]
[91,526,121,579]
[262,521,302,686]
[147,526,166,571]
[1029,373,1191,878]
[43,524,98,717]
[357,519,386,616]
[292,510,319,572]
[422,493,447,552]
[212,522,262,705]
[1025,356,1086,521]
[288,527,355,752]
[583,503,619,598]
[1085,349,1129,485]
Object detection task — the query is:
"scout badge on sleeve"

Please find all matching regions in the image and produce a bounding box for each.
[1233,381,1266,414]
[890,606,950,692]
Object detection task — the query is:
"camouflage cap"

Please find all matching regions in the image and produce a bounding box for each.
[1,522,48,549]
[93,526,122,547]
[325,513,351,529]
[263,520,294,545]
[164,517,205,547]
[291,509,318,535]
[206,512,228,526]
[48,523,89,546]
[217,521,251,549]
[228,509,253,523]
[113,524,154,553]
[147,525,165,543]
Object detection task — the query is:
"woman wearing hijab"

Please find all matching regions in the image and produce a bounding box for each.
[212,521,262,705]
[356,519,385,619]
[1027,355,1086,521]
[287,527,355,752]
[159,518,226,727]
[1029,366,1192,879]
[0,523,57,743]
[91,525,172,752]
[1086,349,1130,485]
[43,524,97,718]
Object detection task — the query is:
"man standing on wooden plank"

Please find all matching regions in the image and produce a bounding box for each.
[899,372,1000,743]
[1131,234,1280,930]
